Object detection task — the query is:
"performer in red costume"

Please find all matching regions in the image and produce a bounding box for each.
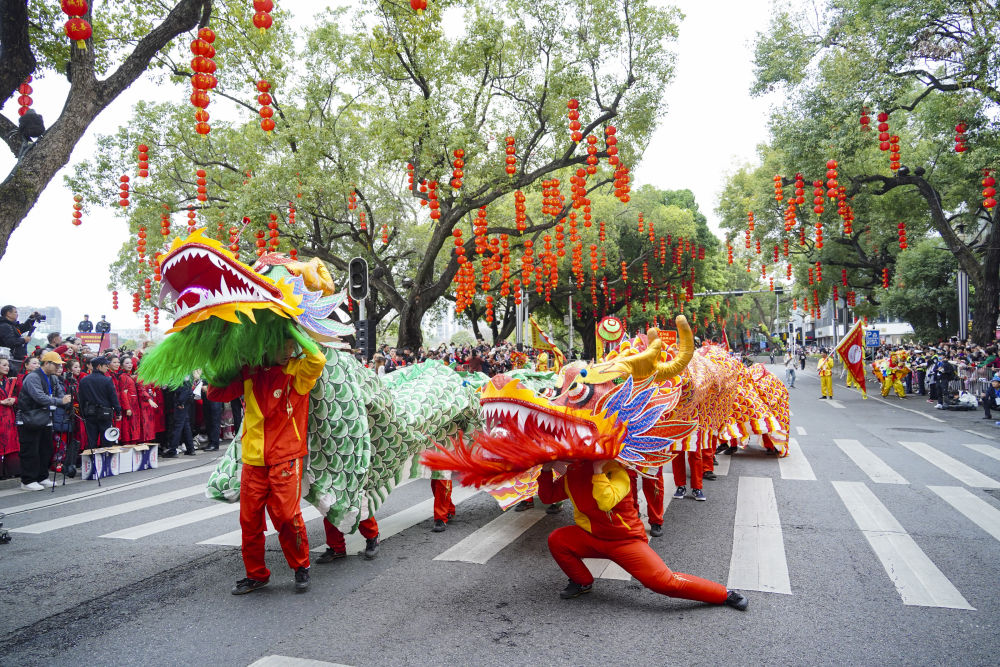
[207,327,325,595]
[117,357,143,444]
[538,459,747,609]
[430,477,456,532]
[671,448,706,501]
[628,467,664,537]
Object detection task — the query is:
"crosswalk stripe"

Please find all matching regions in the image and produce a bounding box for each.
[199,504,323,546]
[584,558,631,580]
[726,476,792,595]
[834,439,908,484]
[100,502,241,540]
[249,656,352,667]
[795,426,807,436]
[10,484,206,535]
[897,441,1000,489]
[964,443,1000,464]
[928,486,1000,543]
[314,486,480,554]
[832,480,973,610]
[824,399,845,409]
[714,453,731,477]
[779,438,816,480]
[0,465,209,515]
[434,504,547,564]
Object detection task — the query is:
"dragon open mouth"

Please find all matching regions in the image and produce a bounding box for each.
[482,399,595,442]
[160,243,284,323]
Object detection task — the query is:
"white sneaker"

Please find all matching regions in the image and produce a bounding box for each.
[20,482,43,491]
[38,478,55,488]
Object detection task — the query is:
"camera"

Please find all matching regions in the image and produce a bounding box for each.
[30,311,46,322]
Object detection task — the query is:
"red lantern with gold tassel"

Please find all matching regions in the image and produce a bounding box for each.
[253,0,274,32]
[983,169,996,210]
[16,76,33,117]
[62,0,91,49]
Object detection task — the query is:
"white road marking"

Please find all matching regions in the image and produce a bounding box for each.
[199,504,323,546]
[824,399,845,409]
[964,429,997,441]
[714,453,731,477]
[928,486,1000,543]
[249,656,352,667]
[11,484,206,534]
[726,476,792,595]
[834,439,908,485]
[584,558,632,580]
[795,426,807,436]
[965,443,1000,463]
[0,465,209,515]
[779,438,816,481]
[101,502,241,540]
[897,441,1000,489]
[318,486,480,554]
[434,504,548,564]
[832,480,973,610]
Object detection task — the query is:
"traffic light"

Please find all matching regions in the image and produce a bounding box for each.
[348,257,369,301]
[355,319,375,359]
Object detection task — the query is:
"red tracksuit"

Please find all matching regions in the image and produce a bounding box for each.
[431,478,456,522]
[323,516,379,550]
[538,462,727,604]
[672,450,703,489]
[628,467,664,526]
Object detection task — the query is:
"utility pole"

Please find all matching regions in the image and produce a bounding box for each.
[567,294,574,356]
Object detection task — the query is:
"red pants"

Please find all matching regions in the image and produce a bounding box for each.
[547,525,727,604]
[702,443,716,472]
[324,516,379,551]
[672,450,703,489]
[240,459,310,581]
[628,468,664,525]
[431,479,456,522]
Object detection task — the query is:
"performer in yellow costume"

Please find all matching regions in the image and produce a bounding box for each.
[817,350,834,399]
[881,349,909,398]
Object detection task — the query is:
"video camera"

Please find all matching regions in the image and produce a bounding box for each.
[28,311,46,322]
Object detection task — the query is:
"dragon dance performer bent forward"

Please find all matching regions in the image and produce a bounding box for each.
[207,326,326,595]
[538,460,746,608]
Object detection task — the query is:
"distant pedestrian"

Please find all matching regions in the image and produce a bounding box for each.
[784,352,796,388]
[798,349,806,371]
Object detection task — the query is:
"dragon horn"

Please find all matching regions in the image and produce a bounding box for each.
[611,315,693,382]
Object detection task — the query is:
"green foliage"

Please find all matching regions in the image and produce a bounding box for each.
[883,238,959,341]
[449,330,475,347]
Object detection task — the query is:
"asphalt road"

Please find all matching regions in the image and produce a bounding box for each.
[2,365,1000,666]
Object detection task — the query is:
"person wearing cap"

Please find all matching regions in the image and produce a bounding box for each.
[78,356,121,451]
[981,374,1000,421]
[77,315,93,333]
[15,351,71,490]
[95,316,111,335]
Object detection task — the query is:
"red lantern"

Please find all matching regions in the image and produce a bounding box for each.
[567,99,582,142]
[955,121,968,153]
[410,0,428,12]
[253,0,273,32]
[112,290,119,310]
[859,106,870,131]
[983,170,996,210]
[62,1,91,50]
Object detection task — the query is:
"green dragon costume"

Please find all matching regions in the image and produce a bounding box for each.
[138,230,492,533]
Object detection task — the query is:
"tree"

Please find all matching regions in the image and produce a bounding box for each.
[726,0,1000,343]
[71,0,683,350]
[0,0,215,258]
[883,238,959,341]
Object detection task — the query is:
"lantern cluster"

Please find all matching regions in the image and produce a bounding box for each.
[504,136,516,176]
[195,168,207,202]
[186,205,197,230]
[118,175,130,207]
[16,76,32,117]
[983,170,997,210]
[815,261,822,283]
[153,306,159,325]
[812,179,824,216]
[882,267,890,289]
[825,160,839,198]
[253,0,274,31]
[257,80,275,132]
[112,290,119,310]
[846,291,857,307]
[229,226,240,255]
[584,135,599,175]
[451,149,464,189]
[512,190,527,233]
[142,276,152,302]
[605,125,619,166]
[62,0,92,49]
[72,194,83,226]
[406,163,414,191]
[876,112,891,150]
[859,107,870,131]
[613,163,630,203]
[541,179,563,217]
[144,313,151,333]
[773,175,783,202]
[427,180,440,220]
[268,213,279,251]
[132,291,141,313]
[136,144,150,178]
[897,222,908,250]
[567,99,582,142]
[473,207,489,254]
[254,229,266,256]
[787,262,793,280]
[955,122,968,153]
[888,134,901,171]
[288,204,296,225]
[136,227,147,261]
[727,243,733,264]
[160,207,171,237]
[842,268,848,286]
[190,28,217,135]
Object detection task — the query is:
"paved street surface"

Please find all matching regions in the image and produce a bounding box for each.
[3,365,1000,666]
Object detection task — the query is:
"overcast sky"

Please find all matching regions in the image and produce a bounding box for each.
[0,0,778,334]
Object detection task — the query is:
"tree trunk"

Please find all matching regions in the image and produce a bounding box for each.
[396,298,426,350]
[970,207,1000,345]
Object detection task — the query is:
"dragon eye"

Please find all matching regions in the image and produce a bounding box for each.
[567,382,588,401]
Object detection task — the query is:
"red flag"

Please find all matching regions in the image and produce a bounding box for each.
[835,319,867,398]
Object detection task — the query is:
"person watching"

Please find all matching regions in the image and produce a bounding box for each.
[15,351,71,491]
[77,315,93,333]
[95,316,111,334]
[0,306,43,373]
[981,374,1000,422]
[44,332,63,351]
[78,356,121,450]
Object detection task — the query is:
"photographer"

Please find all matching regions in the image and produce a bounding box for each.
[15,351,70,491]
[0,306,43,373]
[78,356,121,451]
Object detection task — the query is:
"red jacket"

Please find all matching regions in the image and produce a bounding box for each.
[538,461,647,542]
